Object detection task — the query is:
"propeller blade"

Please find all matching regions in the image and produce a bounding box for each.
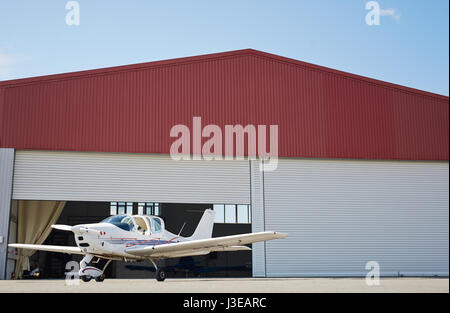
[51,224,73,232]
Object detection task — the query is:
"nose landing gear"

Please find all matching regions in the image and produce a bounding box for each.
[79,254,111,282]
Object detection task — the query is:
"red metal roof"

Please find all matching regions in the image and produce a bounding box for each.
[0,49,448,160]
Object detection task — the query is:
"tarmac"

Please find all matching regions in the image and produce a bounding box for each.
[0,277,448,293]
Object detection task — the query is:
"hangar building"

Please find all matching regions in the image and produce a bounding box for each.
[0,49,448,279]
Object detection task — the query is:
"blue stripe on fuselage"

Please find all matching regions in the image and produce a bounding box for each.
[103,239,179,247]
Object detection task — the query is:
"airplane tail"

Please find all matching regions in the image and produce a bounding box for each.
[187,209,215,240]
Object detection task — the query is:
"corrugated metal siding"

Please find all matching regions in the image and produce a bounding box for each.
[0,50,448,160]
[263,159,449,277]
[0,148,14,280]
[12,150,250,204]
[250,160,266,277]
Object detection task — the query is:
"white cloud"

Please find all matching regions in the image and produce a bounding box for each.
[380,8,401,21]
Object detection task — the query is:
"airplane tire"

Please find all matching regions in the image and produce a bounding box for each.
[95,275,105,282]
[81,275,91,282]
[156,268,166,281]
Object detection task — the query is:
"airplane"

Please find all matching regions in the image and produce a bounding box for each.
[9,209,287,282]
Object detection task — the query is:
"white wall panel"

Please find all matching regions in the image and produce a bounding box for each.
[13,150,250,204]
[263,159,449,277]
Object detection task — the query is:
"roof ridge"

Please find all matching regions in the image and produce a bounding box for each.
[246,50,449,101]
[0,49,255,87]
[0,48,447,101]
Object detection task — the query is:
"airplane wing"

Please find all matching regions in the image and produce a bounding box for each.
[8,244,84,255]
[125,231,287,258]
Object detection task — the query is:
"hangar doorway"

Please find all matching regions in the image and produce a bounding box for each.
[9,150,253,279]
[7,201,252,279]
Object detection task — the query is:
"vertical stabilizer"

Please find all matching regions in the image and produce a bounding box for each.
[187,209,215,240]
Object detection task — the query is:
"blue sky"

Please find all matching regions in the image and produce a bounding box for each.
[0,0,448,95]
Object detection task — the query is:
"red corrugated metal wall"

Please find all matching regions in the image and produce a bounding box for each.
[0,50,448,160]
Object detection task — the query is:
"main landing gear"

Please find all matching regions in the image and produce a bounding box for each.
[79,254,111,282]
[151,259,166,281]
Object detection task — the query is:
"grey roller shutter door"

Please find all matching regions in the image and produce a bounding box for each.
[263,159,449,277]
[12,150,250,204]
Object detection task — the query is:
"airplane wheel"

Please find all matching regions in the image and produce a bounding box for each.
[95,275,105,282]
[156,268,166,281]
[81,275,91,282]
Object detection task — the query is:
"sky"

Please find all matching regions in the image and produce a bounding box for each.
[0,0,448,96]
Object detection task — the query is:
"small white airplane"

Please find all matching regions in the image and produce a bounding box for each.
[9,209,287,282]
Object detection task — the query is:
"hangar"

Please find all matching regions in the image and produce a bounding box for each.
[0,49,448,279]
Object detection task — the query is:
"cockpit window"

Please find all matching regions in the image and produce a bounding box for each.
[134,217,149,234]
[101,215,136,231]
[151,217,162,233]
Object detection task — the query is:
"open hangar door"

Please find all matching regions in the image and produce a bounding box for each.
[8,150,252,279]
[260,159,449,277]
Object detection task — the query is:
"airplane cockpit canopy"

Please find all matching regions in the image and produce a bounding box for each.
[101,215,165,234]
[101,215,135,231]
